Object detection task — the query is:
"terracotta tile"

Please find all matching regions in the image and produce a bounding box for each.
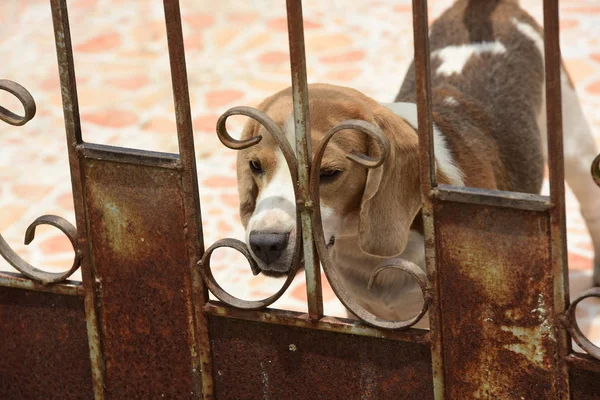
[0,205,27,229]
[218,220,233,233]
[305,33,353,52]
[74,0,99,8]
[241,33,273,52]
[248,79,289,92]
[40,75,60,91]
[228,12,260,25]
[12,185,53,202]
[76,33,121,53]
[267,17,321,31]
[142,117,175,133]
[221,194,239,208]
[586,322,600,347]
[206,208,223,216]
[83,109,138,128]
[214,28,239,48]
[40,234,75,255]
[324,68,363,82]
[108,75,149,90]
[131,21,166,43]
[560,19,579,30]
[258,51,290,64]
[564,6,600,14]
[205,90,244,108]
[564,59,598,82]
[185,33,204,51]
[569,252,593,271]
[57,192,75,211]
[193,114,220,133]
[394,5,412,12]
[321,50,365,63]
[586,80,600,95]
[203,176,238,188]
[79,86,131,107]
[184,13,214,29]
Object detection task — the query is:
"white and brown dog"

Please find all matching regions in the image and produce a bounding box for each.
[235,0,600,322]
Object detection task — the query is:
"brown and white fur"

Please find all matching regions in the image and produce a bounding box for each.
[235,0,600,324]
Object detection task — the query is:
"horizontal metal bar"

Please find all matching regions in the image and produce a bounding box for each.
[77,143,181,169]
[565,353,600,373]
[431,184,552,212]
[204,302,430,345]
[0,271,84,296]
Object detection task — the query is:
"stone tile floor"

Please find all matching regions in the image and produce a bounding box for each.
[1,0,599,347]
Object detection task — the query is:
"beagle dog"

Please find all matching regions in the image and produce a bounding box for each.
[235,0,600,323]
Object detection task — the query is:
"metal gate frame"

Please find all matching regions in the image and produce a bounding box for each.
[1,0,600,398]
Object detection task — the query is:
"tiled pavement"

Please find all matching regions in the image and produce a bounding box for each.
[1,0,600,347]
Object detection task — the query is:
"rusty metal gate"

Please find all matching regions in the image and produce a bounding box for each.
[1,0,600,399]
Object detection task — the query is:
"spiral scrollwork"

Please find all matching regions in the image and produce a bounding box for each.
[0,79,36,126]
[198,106,302,310]
[201,108,431,324]
[309,120,430,329]
[564,288,600,360]
[0,215,81,284]
[1,81,80,284]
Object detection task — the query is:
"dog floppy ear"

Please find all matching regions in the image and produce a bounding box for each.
[358,107,422,257]
[236,120,259,228]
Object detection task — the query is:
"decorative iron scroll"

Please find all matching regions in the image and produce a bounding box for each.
[199,106,430,329]
[0,81,81,284]
[0,79,36,126]
[309,120,429,329]
[198,107,302,310]
[563,153,600,360]
[565,287,600,359]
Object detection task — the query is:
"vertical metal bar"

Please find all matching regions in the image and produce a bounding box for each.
[49,0,106,398]
[162,0,213,397]
[286,0,323,320]
[543,0,571,397]
[411,0,444,398]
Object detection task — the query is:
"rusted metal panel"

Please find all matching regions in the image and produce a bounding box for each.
[209,316,433,400]
[82,152,198,398]
[570,368,600,400]
[0,287,93,399]
[435,201,559,399]
[567,354,600,399]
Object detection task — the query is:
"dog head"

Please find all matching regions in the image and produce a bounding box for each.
[236,84,421,276]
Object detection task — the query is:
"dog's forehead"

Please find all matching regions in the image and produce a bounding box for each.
[250,89,373,154]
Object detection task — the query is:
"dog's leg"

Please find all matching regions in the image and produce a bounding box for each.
[540,70,600,285]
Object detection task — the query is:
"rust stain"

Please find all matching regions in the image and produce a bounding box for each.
[209,316,433,400]
[436,202,558,399]
[0,288,93,399]
[83,157,198,398]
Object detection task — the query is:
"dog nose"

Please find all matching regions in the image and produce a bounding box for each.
[249,231,289,265]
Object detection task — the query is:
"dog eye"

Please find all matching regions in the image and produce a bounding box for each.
[320,169,342,182]
[249,160,263,174]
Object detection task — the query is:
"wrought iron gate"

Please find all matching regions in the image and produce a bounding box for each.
[1,0,600,398]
